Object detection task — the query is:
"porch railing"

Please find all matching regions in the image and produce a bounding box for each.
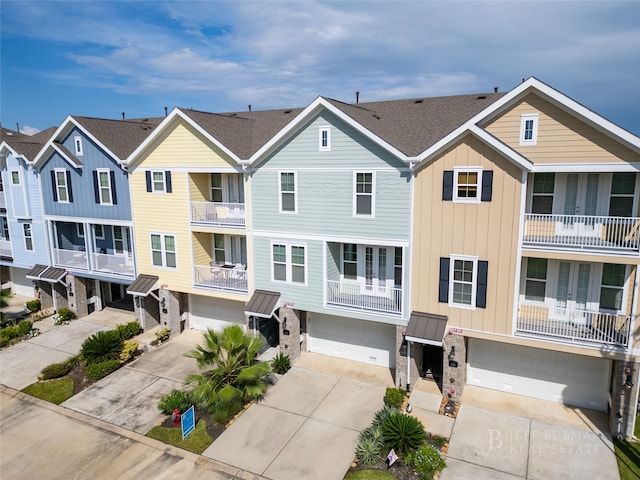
[190,202,246,227]
[193,264,248,292]
[523,214,640,254]
[53,248,88,270]
[91,252,134,277]
[0,238,11,257]
[326,280,402,315]
[516,302,630,348]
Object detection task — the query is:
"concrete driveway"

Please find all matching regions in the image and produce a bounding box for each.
[203,366,387,480]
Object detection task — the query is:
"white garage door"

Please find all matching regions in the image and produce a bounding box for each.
[468,339,611,411]
[189,295,245,331]
[308,314,396,368]
[10,267,34,297]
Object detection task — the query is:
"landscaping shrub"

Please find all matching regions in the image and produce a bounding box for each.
[26,299,41,312]
[405,444,446,479]
[355,435,383,466]
[1,325,21,342]
[381,412,426,455]
[384,387,404,408]
[40,361,74,380]
[57,307,76,323]
[270,353,291,374]
[372,405,398,427]
[115,321,142,340]
[18,320,33,335]
[158,389,192,415]
[430,434,448,449]
[119,340,139,362]
[155,327,171,342]
[85,359,122,380]
[81,330,124,364]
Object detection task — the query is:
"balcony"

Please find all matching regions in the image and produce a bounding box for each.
[53,248,88,270]
[0,238,11,258]
[193,264,248,293]
[523,214,640,255]
[326,280,402,315]
[191,202,245,227]
[0,191,5,209]
[91,252,134,277]
[516,302,630,348]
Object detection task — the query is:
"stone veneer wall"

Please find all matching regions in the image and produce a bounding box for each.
[610,359,639,441]
[278,306,301,361]
[52,281,68,312]
[135,295,160,331]
[38,282,53,310]
[441,333,466,403]
[395,325,421,391]
[159,289,181,335]
[66,275,89,318]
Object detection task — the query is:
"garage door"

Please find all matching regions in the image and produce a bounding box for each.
[468,339,611,411]
[10,267,34,297]
[308,314,396,368]
[189,295,245,331]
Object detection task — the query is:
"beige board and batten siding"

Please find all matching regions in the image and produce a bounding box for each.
[130,118,249,299]
[485,93,640,165]
[412,133,523,335]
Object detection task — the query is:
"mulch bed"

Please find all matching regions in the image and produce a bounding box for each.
[66,364,97,395]
[346,457,419,480]
[159,406,226,440]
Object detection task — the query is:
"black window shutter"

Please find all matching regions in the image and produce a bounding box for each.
[145,171,152,192]
[438,257,450,303]
[476,260,488,308]
[50,171,58,202]
[442,171,453,201]
[481,171,493,202]
[93,171,100,203]
[66,171,74,203]
[165,171,172,193]
[110,171,117,205]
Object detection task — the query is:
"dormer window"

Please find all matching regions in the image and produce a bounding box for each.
[319,126,331,151]
[74,136,83,156]
[520,114,539,146]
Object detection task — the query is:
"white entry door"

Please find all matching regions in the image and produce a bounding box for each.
[554,262,593,325]
[363,246,392,296]
[557,173,602,238]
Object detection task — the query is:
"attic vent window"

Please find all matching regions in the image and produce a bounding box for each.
[74,136,83,156]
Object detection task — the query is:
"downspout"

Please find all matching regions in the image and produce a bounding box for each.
[406,340,411,392]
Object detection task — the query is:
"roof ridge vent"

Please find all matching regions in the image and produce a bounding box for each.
[477,95,487,100]
[414,99,424,104]
[284,109,292,114]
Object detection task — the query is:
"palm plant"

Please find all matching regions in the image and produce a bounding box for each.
[0,288,12,308]
[184,325,271,420]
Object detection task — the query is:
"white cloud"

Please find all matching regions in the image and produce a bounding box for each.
[20,126,41,135]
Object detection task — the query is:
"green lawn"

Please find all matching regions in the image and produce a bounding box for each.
[146,420,213,454]
[614,438,640,480]
[22,378,74,405]
[344,471,396,480]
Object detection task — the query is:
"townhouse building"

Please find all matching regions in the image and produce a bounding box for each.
[28,116,160,314]
[0,127,56,297]
[409,78,640,439]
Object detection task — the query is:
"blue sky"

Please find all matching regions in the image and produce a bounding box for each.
[1,1,639,136]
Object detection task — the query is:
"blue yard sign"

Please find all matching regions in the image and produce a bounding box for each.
[181,405,195,440]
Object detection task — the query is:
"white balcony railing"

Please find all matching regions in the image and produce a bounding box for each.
[523,214,640,254]
[326,280,402,315]
[517,302,630,348]
[193,264,248,292]
[53,248,88,270]
[191,202,246,227]
[91,252,134,277]
[0,238,11,257]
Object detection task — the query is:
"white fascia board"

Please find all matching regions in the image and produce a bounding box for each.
[126,108,242,169]
[246,96,411,168]
[51,143,83,169]
[70,116,124,165]
[531,162,640,173]
[468,126,533,172]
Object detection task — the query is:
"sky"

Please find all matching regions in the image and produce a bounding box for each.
[1,0,639,136]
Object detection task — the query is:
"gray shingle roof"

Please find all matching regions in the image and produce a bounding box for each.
[73,116,163,160]
[1,126,57,161]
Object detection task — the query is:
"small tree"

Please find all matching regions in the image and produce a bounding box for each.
[185,325,271,421]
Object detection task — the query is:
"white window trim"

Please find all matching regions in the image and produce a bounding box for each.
[94,224,105,240]
[10,169,21,186]
[453,166,483,204]
[74,136,84,156]
[448,254,478,310]
[76,223,84,238]
[150,232,177,269]
[151,170,166,193]
[353,171,376,217]
[520,113,539,146]
[270,242,307,285]
[54,168,70,203]
[598,263,629,315]
[522,257,548,304]
[97,168,113,205]
[23,223,33,251]
[319,126,331,151]
[278,171,298,214]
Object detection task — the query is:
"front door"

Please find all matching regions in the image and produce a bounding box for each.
[557,173,601,238]
[555,262,592,325]
[363,246,391,296]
